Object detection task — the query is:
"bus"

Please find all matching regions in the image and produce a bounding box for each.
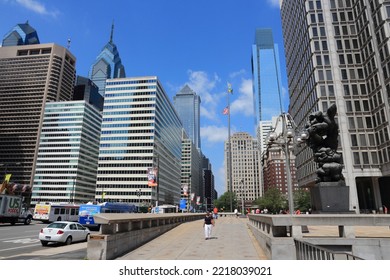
[78,202,137,229]
[155,204,177,214]
[33,203,80,223]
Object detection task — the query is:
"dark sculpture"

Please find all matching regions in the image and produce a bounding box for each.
[304,104,344,182]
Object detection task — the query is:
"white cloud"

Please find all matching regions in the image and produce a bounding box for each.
[201,125,228,143]
[183,70,227,122]
[267,0,281,8]
[15,0,58,17]
[229,69,246,79]
[230,78,254,117]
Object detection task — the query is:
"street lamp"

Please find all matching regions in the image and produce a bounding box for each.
[186,175,192,213]
[266,112,301,215]
[137,188,142,211]
[240,179,245,214]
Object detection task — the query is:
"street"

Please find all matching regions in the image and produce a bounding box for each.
[0,221,87,260]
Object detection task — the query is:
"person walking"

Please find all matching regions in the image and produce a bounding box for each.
[203,211,214,240]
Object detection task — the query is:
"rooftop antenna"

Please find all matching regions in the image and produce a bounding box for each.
[67,38,71,49]
[109,20,114,43]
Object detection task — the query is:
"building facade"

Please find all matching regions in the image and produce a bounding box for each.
[181,134,202,211]
[89,23,126,96]
[0,43,76,186]
[280,0,390,212]
[96,77,182,206]
[225,132,262,204]
[173,85,201,150]
[31,101,102,204]
[2,21,40,46]
[251,28,284,126]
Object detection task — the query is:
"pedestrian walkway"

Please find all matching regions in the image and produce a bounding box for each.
[117,216,268,260]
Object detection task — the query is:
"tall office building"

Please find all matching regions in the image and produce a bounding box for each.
[181,133,202,210]
[173,85,201,150]
[251,28,283,126]
[31,101,102,204]
[96,77,182,206]
[0,43,76,186]
[2,21,40,46]
[73,76,104,112]
[225,132,262,203]
[280,0,390,212]
[89,23,126,96]
[202,154,215,210]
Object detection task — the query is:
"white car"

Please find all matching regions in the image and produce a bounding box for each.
[39,221,90,246]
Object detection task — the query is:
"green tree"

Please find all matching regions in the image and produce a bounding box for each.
[253,187,287,213]
[213,191,237,212]
[294,188,311,212]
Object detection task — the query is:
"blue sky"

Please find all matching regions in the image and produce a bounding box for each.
[0,0,289,196]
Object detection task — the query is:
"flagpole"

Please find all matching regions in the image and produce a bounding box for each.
[227,83,233,212]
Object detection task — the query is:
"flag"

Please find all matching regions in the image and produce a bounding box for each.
[227,82,233,94]
[223,106,229,115]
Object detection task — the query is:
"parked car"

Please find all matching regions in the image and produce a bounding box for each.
[39,221,90,246]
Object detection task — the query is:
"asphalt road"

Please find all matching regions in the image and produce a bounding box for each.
[0,221,87,260]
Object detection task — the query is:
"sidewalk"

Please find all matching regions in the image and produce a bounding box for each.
[116,216,268,260]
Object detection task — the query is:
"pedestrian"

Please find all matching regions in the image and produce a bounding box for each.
[213,207,218,219]
[234,208,238,217]
[203,211,214,240]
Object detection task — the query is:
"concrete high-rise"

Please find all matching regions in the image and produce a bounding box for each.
[96,77,182,206]
[89,23,126,96]
[225,132,262,203]
[0,43,76,186]
[173,85,201,150]
[280,0,390,212]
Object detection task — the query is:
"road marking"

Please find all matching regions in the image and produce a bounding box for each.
[3,238,40,244]
[0,243,41,253]
[0,235,37,242]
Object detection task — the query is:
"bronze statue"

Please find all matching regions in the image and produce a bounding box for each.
[304,104,344,182]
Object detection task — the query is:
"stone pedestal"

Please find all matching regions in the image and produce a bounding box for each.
[310,181,351,213]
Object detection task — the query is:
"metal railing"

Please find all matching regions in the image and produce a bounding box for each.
[295,239,363,260]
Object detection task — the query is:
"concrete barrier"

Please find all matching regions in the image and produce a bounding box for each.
[87,213,204,260]
[247,214,390,260]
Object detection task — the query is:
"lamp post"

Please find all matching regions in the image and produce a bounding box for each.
[137,188,141,211]
[186,175,192,212]
[72,178,76,204]
[266,112,301,215]
[154,155,159,207]
[240,179,245,214]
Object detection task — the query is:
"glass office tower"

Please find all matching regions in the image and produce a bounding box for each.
[2,21,40,46]
[31,101,102,204]
[96,77,182,206]
[89,23,126,96]
[173,85,201,150]
[251,28,283,126]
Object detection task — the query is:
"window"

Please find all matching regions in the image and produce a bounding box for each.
[348,117,355,129]
[353,152,360,164]
[351,134,358,146]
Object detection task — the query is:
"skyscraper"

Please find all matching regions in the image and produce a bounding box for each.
[251,28,283,126]
[2,21,40,46]
[89,23,126,96]
[31,100,102,204]
[225,132,262,202]
[0,43,76,186]
[173,85,201,150]
[280,0,390,212]
[96,77,182,205]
